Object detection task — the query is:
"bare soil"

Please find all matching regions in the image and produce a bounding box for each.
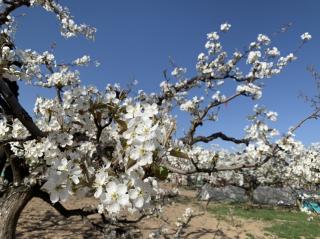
[16,187,273,239]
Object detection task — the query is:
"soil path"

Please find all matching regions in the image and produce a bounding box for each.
[16,188,273,238]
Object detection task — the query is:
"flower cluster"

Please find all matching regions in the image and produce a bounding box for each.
[236,83,262,100]
[220,22,231,32]
[179,96,203,113]
[301,32,312,41]
[123,103,160,167]
[30,0,96,40]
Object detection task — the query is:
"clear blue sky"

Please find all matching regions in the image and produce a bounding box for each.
[13,0,320,146]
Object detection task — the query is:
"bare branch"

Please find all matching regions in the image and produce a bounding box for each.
[183,93,242,144]
[191,131,249,145]
[35,189,99,218]
[289,109,320,134]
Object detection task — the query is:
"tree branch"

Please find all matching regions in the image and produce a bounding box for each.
[289,109,320,134]
[157,71,256,105]
[163,152,274,175]
[191,131,249,145]
[35,189,99,218]
[183,93,242,144]
[0,0,31,25]
[0,136,35,145]
[0,77,46,138]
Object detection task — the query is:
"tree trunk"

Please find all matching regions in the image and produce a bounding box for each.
[0,186,34,239]
[248,189,254,205]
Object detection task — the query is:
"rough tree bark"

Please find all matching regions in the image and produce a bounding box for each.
[0,186,34,239]
[0,57,42,238]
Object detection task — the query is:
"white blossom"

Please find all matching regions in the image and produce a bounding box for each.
[73,55,91,66]
[100,181,129,214]
[220,22,231,32]
[247,51,261,64]
[257,34,271,45]
[301,32,312,41]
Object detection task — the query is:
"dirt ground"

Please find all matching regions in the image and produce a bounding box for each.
[16,188,273,239]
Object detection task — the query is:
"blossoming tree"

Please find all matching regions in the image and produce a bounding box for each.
[0,1,316,238]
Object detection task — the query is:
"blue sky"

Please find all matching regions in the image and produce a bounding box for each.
[13,0,320,147]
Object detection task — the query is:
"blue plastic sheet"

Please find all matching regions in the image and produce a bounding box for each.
[302,201,320,213]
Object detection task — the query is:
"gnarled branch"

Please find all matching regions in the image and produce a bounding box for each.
[35,189,99,218]
[191,132,249,145]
